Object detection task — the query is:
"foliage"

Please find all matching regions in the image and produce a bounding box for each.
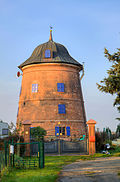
[116,123,120,137]
[30,127,46,141]
[109,145,120,154]
[116,123,120,133]
[1,154,120,182]
[97,48,120,115]
[8,121,16,135]
[9,121,23,137]
[95,131,106,151]
[0,167,10,178]
[95,129,113,152]
[14,155,24,169]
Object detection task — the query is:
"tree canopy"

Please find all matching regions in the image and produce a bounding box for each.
[97,48,120,114]
[116,123,120,134]
[30,126,46,141]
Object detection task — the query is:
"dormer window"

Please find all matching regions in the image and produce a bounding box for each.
[45,49,51,58]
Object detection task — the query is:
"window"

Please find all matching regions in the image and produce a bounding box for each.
[55,126,59,136]
[59,127,65,135]
[66,126,70,136]
[32,84,38,93]
[57,83,64,92]
[2,129,8,135]
[45,49,51,58]
[58,104,66,114]
[55,126,65,136]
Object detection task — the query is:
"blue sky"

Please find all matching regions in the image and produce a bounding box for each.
[0,0,120,131]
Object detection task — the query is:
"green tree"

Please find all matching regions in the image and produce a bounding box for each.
[97,48,120,115]
[116,124,120,137]
[30,126,46,141]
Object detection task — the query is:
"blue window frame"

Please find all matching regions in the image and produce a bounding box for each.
[66,126,70,136]
[57,83,64,92]
[55,126,59,136]
[58,104,66,114]
[45,49,51,58]
[32,84,38,93]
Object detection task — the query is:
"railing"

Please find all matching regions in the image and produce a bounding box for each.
[0,151,5,172]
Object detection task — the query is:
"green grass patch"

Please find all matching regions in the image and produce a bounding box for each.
[1,153,120,182]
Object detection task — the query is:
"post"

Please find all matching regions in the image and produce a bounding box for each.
[40,140,44,168]
[4,141,7,166]
[58,139,61,156]
[23,121,31,156]
[58,122,61,155]
[86,119,97,155]
[12,139,14,167]
[38,142,40,168]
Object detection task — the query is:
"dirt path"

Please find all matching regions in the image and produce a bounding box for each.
[58,157,120,182]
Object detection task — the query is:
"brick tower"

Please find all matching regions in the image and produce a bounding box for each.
[16,29,87,140]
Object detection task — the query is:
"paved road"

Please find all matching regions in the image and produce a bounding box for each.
[58,157,120,182]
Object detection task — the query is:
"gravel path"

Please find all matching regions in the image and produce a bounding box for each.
[58,157,120,182]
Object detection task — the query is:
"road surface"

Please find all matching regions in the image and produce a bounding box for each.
[58,157,120,182]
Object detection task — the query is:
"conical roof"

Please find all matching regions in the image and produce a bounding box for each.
[18,32,82,69]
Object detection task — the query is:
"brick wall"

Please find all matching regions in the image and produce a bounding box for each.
[17,63,87,139]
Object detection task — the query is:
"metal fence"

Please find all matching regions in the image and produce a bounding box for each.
[31,140,87,154]
[0,140,44,170]
[44,139,87,154]
[13,141,44,169]
[0,151,5,173]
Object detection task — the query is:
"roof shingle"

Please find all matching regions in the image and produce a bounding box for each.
[18,40,82,69]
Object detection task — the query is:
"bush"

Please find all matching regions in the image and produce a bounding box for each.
[0,167,9,177]
[31,127,46,141]
[96,132,106,151]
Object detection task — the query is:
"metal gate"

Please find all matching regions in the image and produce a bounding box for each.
[44,140,87,154]
[4,140,44,169]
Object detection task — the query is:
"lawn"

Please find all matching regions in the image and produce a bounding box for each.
[1,152,120,182]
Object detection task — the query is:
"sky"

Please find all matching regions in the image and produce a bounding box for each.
[0,0,120,131]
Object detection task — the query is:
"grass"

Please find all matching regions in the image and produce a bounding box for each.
[1,152,120,182]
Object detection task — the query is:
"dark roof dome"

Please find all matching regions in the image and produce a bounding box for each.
[18,30,82,69]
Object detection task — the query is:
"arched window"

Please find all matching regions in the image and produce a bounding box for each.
[45,49,51,58]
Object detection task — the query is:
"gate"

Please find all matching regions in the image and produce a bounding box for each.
[60,140,87,153]
[44,139,87,154]
[4,140,44,169]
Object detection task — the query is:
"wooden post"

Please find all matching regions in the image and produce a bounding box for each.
[86,119,97,155]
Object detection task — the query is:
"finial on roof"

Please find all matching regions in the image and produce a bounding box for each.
[49,26,53,41]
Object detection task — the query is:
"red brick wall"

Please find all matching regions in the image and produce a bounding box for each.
[17,63,87,139]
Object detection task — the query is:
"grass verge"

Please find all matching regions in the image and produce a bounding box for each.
[1,153,120,182]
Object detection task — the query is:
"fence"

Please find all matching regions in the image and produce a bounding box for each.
[0,140,8,173]
[44,139,87,154]
[0,140,44,170]
[12,141,44,169]
[0,151,5,173]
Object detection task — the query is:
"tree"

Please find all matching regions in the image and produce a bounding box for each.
[116,123,120,137]
[8,121,16,135]
[30,127,46,141]
[97,48,120,115]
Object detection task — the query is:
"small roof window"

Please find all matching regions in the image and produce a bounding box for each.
[45,49,51,58]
